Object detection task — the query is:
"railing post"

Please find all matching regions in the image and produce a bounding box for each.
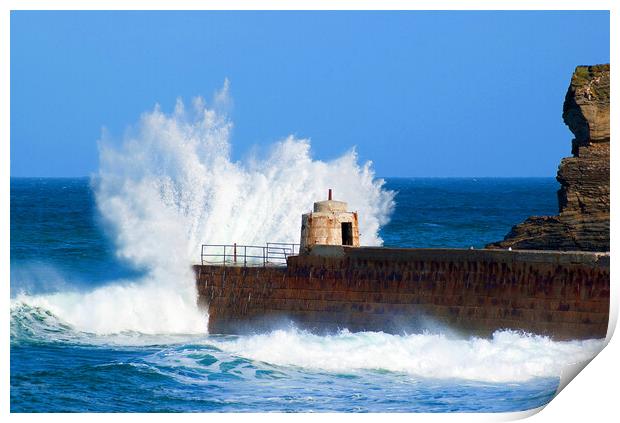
[223,245,226,266]
[244,245,247,267]
[233,243,237,264]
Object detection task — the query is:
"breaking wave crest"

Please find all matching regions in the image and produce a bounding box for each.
[12,81,394,335]
[206,328,605,383]
[10,302,604,383]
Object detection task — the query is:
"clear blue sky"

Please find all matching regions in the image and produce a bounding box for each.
[11,11,609,177]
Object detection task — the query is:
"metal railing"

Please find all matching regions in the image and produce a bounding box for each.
[200,242,300,267]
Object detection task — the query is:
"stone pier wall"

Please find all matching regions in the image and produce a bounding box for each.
[194,246,610,340]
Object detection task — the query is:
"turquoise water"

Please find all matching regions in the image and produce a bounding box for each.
[10,177,604,412]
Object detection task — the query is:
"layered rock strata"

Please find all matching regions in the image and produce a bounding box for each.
[488,64,609,251]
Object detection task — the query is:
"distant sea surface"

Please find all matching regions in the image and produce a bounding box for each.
[11,177,603,412]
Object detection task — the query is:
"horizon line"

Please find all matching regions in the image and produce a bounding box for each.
[9,175,560,179]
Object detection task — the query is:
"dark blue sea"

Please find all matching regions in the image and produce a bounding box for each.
[10,177,604,412]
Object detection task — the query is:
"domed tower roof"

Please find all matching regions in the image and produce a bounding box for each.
[313,199,347,213]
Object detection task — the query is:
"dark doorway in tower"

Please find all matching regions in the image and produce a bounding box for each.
[341,222,353,246]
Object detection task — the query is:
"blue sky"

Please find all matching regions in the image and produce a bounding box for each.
[10,11,609,177]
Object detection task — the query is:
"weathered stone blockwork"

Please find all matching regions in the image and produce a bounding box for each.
[194,246,609,340]
[300,197,360,253]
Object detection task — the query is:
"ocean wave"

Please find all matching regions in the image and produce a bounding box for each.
[10,302,604,384]
[10,300,205,346]
[205,328,605,383]
[10,302,77,344]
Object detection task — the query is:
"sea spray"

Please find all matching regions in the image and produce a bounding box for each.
[13,82,394,334]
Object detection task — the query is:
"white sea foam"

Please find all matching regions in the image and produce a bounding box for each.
[208,328,605,383]
[11,299,605,383]
[13,81,394,335]
[12,273,206,335]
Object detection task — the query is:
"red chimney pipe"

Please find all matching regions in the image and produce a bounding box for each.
[328,189,332,201]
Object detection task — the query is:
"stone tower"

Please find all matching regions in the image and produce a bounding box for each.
[300,189,360,254]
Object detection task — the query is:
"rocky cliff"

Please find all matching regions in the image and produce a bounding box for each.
[488,64,609,252]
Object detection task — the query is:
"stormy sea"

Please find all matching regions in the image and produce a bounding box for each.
[10,96,606,412]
